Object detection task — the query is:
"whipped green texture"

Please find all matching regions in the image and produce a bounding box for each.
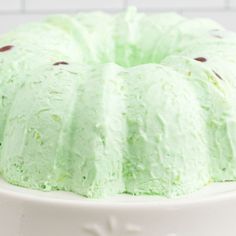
[0,7,236,198]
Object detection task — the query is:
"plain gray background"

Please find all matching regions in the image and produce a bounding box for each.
[0,0,235,34]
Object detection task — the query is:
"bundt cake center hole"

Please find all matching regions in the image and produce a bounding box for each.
[114,47,165,67]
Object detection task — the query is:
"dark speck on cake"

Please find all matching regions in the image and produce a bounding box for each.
[213,70,223,80]
[0,45,14,52]
[194,57,207,63]
[53,61,69,66]
[212,35,223,39]
[1,95,6,106]
[210,29,223,39]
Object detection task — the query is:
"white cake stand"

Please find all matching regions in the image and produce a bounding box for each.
[0,178,236,236]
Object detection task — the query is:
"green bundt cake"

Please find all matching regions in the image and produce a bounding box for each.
[1,8,236,198]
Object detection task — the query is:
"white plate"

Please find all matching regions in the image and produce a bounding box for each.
[0,178,236,236]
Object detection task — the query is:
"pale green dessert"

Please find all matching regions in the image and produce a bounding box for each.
[1,8,236,198]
